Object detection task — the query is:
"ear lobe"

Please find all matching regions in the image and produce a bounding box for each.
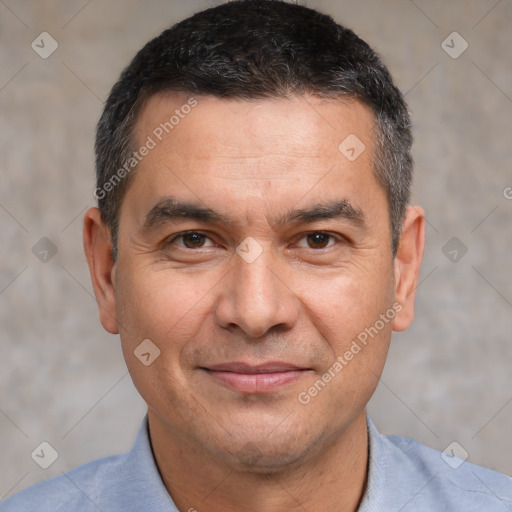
[83,207,120,334]
[392,206,425,332]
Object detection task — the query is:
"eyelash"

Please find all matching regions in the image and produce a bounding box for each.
[165,230,341,251]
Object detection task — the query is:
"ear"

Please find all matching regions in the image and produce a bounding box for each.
[392,206,425,332]
[83,207,119,334]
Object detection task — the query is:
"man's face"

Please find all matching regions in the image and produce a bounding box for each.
[109,93,401,470]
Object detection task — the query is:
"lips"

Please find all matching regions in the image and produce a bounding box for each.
[206,362,304,373]
[202,362,310,393]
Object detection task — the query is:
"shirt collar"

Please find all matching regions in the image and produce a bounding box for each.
[122,415,179,511]
[356,416,385,511]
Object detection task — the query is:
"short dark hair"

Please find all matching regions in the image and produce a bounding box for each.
[95,0,412,260]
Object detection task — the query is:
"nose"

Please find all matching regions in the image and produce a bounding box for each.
[214,244,299,338]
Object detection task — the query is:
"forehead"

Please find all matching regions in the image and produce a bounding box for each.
[134,92,376,163]
[124,92,382,225]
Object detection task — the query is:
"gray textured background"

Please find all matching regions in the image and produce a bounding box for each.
[1,0,511,498]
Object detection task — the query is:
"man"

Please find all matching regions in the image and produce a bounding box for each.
[2,1,511,510]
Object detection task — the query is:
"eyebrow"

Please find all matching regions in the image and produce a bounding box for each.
[142,197,233,232]
[142,196,365,233]
[277,199,365,227]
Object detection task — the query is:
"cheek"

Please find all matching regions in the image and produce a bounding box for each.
[115,266,213,341]
[114,267,214,410]
[293,261,395,403]
[293,261,395,350]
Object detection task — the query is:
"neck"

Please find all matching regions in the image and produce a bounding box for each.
[148,409,369,512]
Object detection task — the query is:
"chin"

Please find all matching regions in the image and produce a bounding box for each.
[215,428,328,476]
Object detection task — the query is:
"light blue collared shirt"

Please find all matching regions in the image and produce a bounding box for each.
[1,416,511,511]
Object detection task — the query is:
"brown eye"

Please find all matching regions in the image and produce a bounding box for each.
[306,232,332,249]
[164,231,217,252]
[182,232,207,248]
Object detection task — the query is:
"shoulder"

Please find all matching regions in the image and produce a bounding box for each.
[367,420,512,511]
[0,417,176,512]
[0,452,128,512]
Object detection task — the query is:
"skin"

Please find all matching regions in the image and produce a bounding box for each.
[83,92,425,512]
